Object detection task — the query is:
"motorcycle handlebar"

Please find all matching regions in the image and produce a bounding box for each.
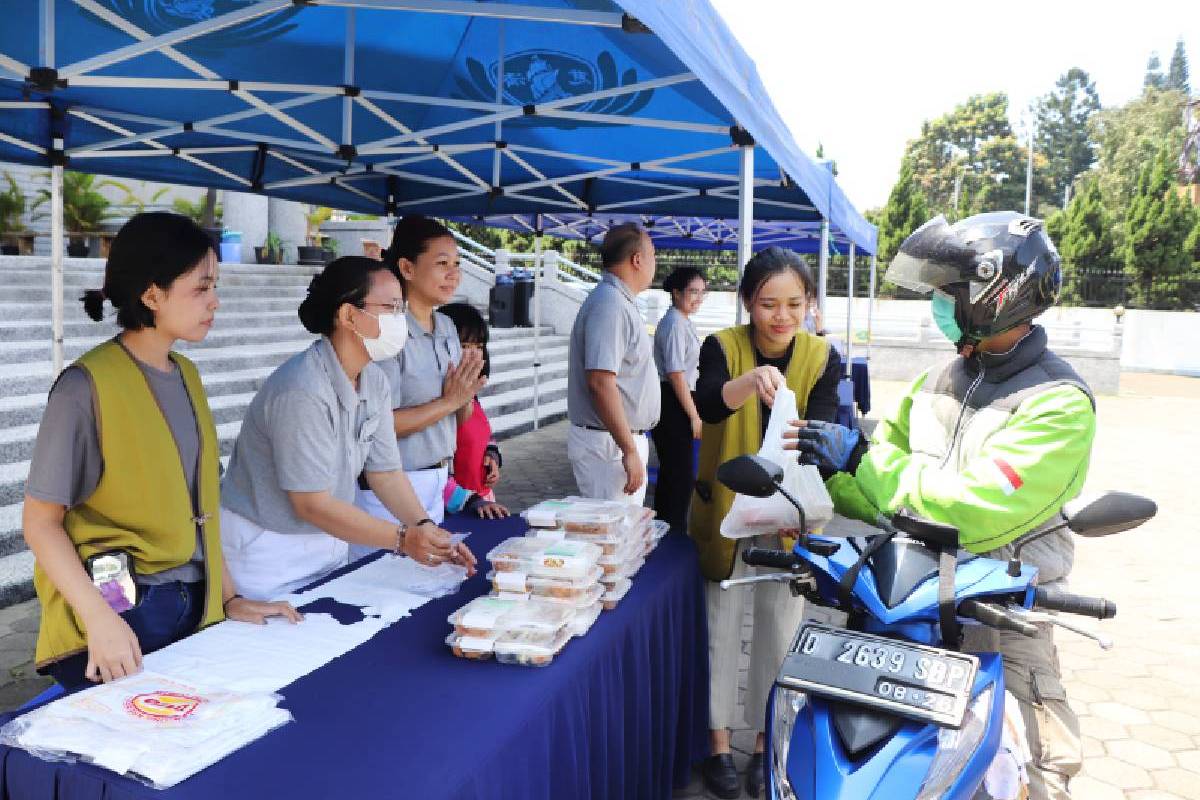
[959,598,1040,637]
[1033,587,1117,619]
[741,547,803,571]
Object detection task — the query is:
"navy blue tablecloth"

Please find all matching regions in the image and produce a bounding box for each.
[0,515,710,799]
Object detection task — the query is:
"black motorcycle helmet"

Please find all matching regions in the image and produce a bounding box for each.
[885,211,1062,349]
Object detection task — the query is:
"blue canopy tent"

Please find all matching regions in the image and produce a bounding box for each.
[0,0,876,419]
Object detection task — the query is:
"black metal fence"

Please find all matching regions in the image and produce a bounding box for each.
[572,250,1200,310]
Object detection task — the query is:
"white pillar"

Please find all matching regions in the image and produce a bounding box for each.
[267,197,307,264]
[541,249,558,283]
[844,243,855,376]
[223,192,268,263]
[735,144,754,325]
[533,219,542,430]
[51,162,64,375]
[494,247,512,275]
[817,218,830,316]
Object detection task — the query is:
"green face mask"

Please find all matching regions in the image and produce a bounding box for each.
[931,290,963,344]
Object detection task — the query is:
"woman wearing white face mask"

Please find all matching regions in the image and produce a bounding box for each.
[219,257,476,600]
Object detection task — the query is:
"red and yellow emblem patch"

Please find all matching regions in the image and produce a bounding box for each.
[124,691,203,722]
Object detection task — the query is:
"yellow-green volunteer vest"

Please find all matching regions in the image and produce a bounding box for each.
[688,326,829,581]
[34,341,225,668]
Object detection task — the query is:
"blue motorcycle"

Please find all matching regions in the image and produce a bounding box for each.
[715,454,1156,800]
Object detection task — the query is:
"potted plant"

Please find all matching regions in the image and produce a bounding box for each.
[32,171,125,256]
[321,235,340,263]
[0,172,28,255]
[255,231,284,265]
[172,192,223,251]
[298,205,332,264]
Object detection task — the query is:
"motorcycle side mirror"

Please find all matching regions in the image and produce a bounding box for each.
[1007,490,1157,577]
[716,455,782,498]
[1062,491,1157,537]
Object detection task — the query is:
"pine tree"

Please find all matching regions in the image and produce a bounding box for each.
[1056,177,1119,304]
[1144,53,1167,91]
[1124,144,1198,307]
[1034,68,1101,205]
[877,157,930,266]
[1168,39,1190,94]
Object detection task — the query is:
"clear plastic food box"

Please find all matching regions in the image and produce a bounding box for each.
[570,601,603,637]
[448,595,573,644]
[560,508,626,536]
[445,632,494,660]
[494,628,572,667]
[601,578,633,610]
[488,566,604,602]
[487,537,601,580]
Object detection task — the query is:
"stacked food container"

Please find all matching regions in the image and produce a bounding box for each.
[522,498,669,612]
[446,537,603,666]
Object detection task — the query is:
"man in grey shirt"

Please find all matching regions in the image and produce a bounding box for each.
[566,223,660,504]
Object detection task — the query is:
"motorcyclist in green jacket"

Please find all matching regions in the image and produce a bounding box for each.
[786,211,1094,800]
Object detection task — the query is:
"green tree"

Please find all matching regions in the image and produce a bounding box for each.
[1034,68,1101,206]
[876,157,929,265]
[904,92,1054,219]
[1123,144,1198,307]
[1055,177,1119,304]
[1090,87,1188,225]
[1168,39,1190,94]
[1144,52,1166,91]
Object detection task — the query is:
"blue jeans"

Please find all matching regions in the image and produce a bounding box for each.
[44,580,206,690]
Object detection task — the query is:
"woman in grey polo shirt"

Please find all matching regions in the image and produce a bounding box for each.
[355,216,485,533]
[650,266,706,530]
[220,257,475,600]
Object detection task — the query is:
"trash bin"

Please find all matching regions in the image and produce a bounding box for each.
[490,276,515,328]
[512,268,535,327]
[219,231,242,264]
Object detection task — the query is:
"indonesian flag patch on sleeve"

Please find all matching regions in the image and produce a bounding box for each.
[989,458,1024,495]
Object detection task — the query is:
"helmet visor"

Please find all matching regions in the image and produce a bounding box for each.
[884,215,978,295]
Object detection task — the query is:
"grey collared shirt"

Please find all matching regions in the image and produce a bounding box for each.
[375,310,462,470]
[221,337,403,534]
[654,306,701,389]
[567,272,661,431]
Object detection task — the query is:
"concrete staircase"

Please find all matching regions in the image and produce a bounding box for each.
[0,256,569,606]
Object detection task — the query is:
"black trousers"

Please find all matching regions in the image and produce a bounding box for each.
[651,381,695,531]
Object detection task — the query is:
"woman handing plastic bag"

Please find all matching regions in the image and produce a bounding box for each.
[719,385,833,539]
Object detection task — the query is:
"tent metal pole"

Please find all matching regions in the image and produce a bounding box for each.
[533,216,543,430]
[40,0,54,68]
[817,218,830,317]
[867,252,877,361]
[844,243,855,377]
[493,22,504,187]
[342,9,355,148]
[51,162,65,376]
[735,143,754,325]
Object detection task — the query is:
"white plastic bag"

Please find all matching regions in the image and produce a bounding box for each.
[720,387,835,539]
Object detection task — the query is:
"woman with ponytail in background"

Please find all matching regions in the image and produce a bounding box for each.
[23,213,300,690]
[353,216,485,542]
[219,256,475,600]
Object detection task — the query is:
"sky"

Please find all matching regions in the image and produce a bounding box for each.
[708,0,1199,212]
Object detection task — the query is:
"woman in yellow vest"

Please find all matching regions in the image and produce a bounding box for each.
[690,247,840,799]
[23,212,300,690]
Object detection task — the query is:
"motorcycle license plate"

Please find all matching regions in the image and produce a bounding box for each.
[777,623,979,728]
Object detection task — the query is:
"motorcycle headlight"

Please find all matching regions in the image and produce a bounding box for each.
[915,685,994,799]
[770,686,806,800]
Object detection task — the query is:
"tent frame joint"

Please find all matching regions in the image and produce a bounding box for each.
[28,67,62,93]
[730,125,754,147]
[336,143,358,161]
[620,14,651,34]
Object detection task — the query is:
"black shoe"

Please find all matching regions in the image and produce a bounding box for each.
[745,752,765,798]
[701,753,740,800]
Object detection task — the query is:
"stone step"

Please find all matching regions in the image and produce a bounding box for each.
[480,377,568,419]
[0,269,323,289]
[0,297,310,321]
[489,396,569,442]
[0,256,324,276]
[0,310,304,342]
[0,325,314,365]
[0,551,35,608]
[0,285,313,304]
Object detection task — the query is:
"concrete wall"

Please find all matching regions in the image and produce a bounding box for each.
[319,219,391,258]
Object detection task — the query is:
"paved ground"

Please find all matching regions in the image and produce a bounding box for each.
[2,372,1198,799]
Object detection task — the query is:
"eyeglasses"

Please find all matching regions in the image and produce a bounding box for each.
[361,299,407,316]
[684,288,708,298]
